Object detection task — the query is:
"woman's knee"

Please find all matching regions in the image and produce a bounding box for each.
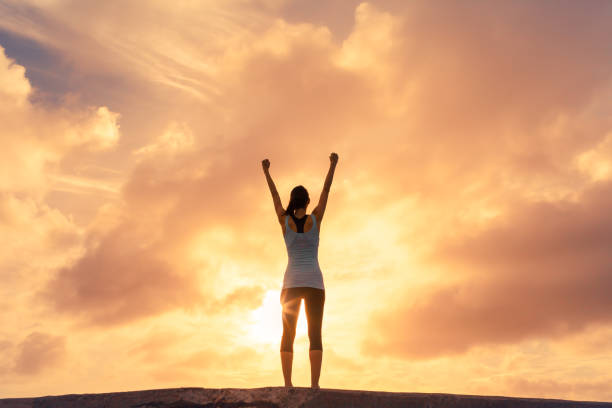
[309,338,323,351]
[281,330,296,352]
[307,327,322,351]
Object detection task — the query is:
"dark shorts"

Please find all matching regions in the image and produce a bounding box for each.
[280,286,325,352]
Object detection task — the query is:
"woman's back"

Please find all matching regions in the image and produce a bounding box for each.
[282,213,324,290]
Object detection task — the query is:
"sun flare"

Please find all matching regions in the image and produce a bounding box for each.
[247,289,309,345]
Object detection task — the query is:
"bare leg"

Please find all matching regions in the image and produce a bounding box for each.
[304,288,324,389]
[309,350,322,388]
[281,351,293,387]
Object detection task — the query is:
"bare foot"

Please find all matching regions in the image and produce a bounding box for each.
[284,383,294,388]
[311,384,320,390]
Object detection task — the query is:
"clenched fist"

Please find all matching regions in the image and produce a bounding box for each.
[330,152,338,165]
[262,159,270,171]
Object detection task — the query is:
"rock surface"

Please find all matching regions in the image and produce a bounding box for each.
[1,387,611,408]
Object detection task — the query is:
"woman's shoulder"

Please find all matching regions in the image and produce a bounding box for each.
[311,209,322,225]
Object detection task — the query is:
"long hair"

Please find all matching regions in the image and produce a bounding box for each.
[283,185,309,216]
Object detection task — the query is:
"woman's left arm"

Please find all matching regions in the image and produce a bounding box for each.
[262,159,284,219]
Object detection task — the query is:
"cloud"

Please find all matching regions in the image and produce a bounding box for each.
[0,192,82,286]
[31,116,270,328]
[0,45,121,197]
[363,180,612,359]
[12,331,66,375]
[0,46,31,105]
[0,0,278,101]
[66,106,120,151]
[575,131,612,182]
[0,46,126,335]
[0,47,124,324]
[36,221,207,328]
[33,128,268,328]
[210,285,267,312]
[132,122,194,158]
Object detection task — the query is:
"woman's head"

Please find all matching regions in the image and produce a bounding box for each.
[284,185,310,216]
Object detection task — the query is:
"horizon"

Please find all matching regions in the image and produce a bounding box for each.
[1,0,612,402]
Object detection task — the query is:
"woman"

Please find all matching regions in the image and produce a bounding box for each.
[261,152,338,389]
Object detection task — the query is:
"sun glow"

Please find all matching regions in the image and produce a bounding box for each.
[247,289,309,345]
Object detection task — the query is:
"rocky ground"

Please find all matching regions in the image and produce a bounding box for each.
[1,386,611,408]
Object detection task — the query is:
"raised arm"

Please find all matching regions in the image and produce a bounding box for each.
[261,159,285,221]
[313,152,338,225]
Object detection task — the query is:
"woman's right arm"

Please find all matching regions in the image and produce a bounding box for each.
[262,159,285,222]
[313,152,338,224]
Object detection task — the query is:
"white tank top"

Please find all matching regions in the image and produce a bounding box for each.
[282,213,325,290]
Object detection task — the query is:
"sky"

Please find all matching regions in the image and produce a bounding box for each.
[1,0,612,402]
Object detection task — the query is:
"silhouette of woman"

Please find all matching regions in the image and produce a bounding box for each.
[261,152,338,389]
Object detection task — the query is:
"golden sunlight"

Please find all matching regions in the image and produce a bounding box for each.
[4,0,612,401]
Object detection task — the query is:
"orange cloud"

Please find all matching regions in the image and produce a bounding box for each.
[36,222,207,328]
[364,180,612,359]
[13,331,66,376]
